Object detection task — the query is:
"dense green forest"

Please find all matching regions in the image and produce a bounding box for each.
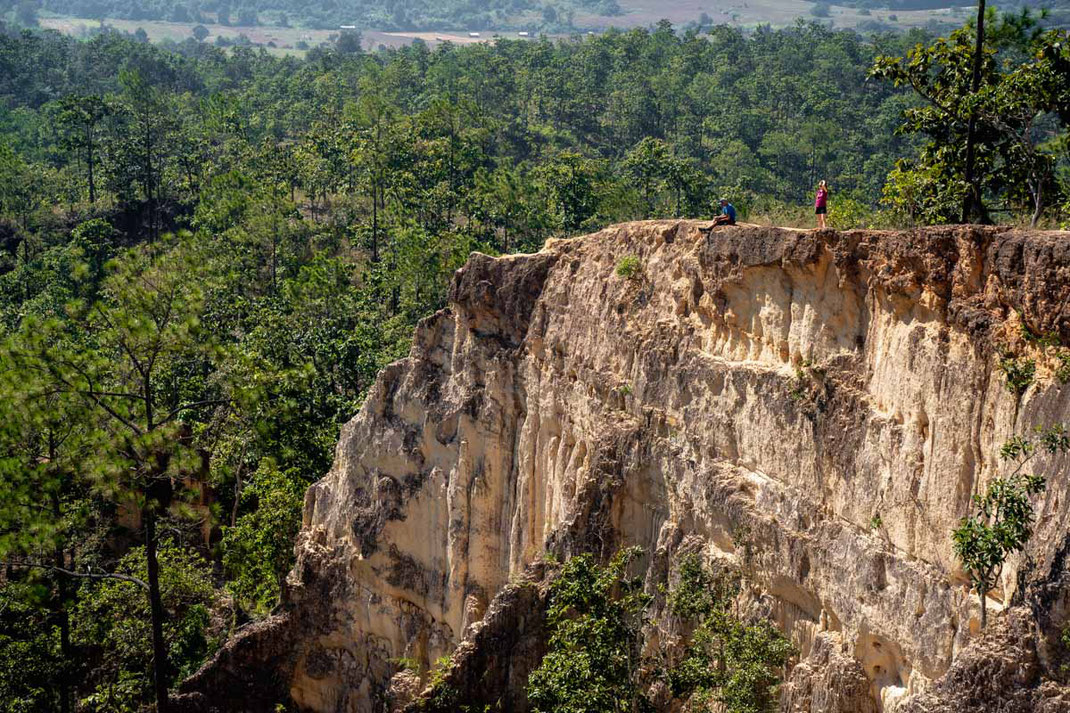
[1,11,1069,712]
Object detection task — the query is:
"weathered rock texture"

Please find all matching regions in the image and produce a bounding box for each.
[180,221,1070,713]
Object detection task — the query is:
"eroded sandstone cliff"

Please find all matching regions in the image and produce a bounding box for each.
[178,221,1070,713]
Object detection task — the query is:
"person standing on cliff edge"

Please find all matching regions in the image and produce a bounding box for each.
[815,180,829,229]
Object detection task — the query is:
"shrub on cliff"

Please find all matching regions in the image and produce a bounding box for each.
[527,547,651,713]
[527,550,793,713]
[953,426,1070,629]
[666,554,794,713]
[615,256,641,280]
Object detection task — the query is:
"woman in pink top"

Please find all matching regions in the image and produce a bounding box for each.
[815,180,829,229]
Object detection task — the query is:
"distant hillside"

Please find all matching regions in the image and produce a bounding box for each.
[22,0,620,31]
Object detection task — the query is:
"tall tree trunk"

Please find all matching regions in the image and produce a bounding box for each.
[372,181,380,263]
[58,594,71,713]
[86,125,96,205]
[962,0,986,223]
[979,584,988,630]
[145,510,170,713]
[1030,176,1043,228]
[47,439,73,713]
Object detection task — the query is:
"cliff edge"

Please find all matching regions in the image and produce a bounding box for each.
[178,221,1070,712]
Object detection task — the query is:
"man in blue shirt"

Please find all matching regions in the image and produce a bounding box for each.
[712,198,737,226]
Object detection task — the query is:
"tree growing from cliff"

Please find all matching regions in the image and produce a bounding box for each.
[953,426,1070,629]
[528,550,793,713]
[527,547,653,713]
[666,554,794,713]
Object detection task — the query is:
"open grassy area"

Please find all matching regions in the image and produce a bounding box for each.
[39,0,965,55]
[580,0,966,30]
[37,16,503,56]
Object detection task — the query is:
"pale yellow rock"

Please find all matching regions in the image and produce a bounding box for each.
[178,222,1070,713]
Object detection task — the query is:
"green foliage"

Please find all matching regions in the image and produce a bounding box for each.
[0,582,62,713]
[527,547,652,713]
[871,17,1070,225]
[1056,352,1070,385]
[1020,323,1061,349]
[810,3,831,18]
[999,355,1036,395]
[666,555,793,713]
[953,426,1070,628]
[1062,621,1070,674]
[827,194,871,230]
[615,256,641,280]
[72,544,219,709]
[221,461,305,616]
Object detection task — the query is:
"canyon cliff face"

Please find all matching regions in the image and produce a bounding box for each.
[179,221,1070,713]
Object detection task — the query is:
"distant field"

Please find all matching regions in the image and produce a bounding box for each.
[580,0,967,30]
[39,0,966,55]
[38,17,502,56]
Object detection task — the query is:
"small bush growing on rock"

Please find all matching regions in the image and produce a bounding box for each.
[869,513,883,530]
[1061,623,1070,675]
[392,656,419,672]
[789,367,808,401]
[952,426,1070,629]
[615,255,641,279]
[1020,323,1061,349]
[1056,352,1070,385]
[424,654,458,708]
[999,355,1036,395]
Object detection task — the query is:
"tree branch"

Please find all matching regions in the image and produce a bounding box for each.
[7,559,149,591]
[158,398,229,426]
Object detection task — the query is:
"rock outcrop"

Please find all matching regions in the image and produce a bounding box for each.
[179,221,1070,712]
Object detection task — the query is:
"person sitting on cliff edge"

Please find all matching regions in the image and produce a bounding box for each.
[712,197,737,226]
[701,198,737,237]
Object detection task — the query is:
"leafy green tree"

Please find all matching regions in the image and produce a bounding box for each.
[666,555,793,713]
[72,543,218,711]
[0,370,99,713]
[51,94,111,205]
[534,151,605,235]
[953,426,1070,629]
[350,71,402,263]
[108,71,180,242]
[3,239,232,712]
[221,460,304,616]
[872,17,1070,225]
[0,582,61,713]
[527,547,652,713]
[623,137,676,219]
[0,140,44,235]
